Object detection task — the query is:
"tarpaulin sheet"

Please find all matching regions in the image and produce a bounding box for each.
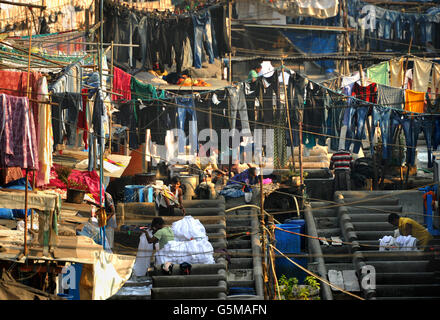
[282,30,337,70]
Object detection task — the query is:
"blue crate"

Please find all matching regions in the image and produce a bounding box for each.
[275,224,301,253]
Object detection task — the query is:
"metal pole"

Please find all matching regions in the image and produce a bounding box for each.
[228,0,232,84]
[129,0,133,71]
[281,58,296,172]
[99,0,105,249]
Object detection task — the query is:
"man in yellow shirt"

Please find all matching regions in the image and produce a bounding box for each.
[388,213,433,250]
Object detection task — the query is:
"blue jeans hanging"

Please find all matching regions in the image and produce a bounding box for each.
[371,106,392,159]
[412,116,433,168]
[192,11,215,69]
[389,111,413,165]
[345,105,369,154]
[176,97,198,154]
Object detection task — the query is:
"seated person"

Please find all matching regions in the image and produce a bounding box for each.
[388,213,433,250]
[227,167,259,192]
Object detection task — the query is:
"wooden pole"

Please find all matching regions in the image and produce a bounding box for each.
[23,8,34,256]
[259,164,269,300]
[0,0,45,9]
[403,37,413,189]
[125,128,130,156]
[281,59,296,172]
[109,41,114,154]
[341,0,351,75]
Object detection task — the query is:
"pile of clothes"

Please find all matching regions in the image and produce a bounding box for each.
[155,216,215,265]
[163,72,211,87]
[379,235,418,251]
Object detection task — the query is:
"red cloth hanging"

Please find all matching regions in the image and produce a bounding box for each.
[112,67,131,102]
[78,88,89,149]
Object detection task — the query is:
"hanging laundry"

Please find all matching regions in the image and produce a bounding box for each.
[36,77,53,187]
[0,94,38,170]
[377,84,404,110]
[404,69,413,90]
[351,82,377,103]
[0,70,41,133]
[432,63,440,98]
[367,61,389,85]
[192,10,215,69]
[405,89,425,113]
[51,92,82,147]
[112,67,132,102]
[389,57,404,88]
[79,88,89,150]
[341,71,366,88]
[131,77,165,101]
[412,58,432,93]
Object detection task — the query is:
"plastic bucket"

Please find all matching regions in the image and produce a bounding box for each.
[57,293,74,300]
[124,185,146,203]
[275,224,301,253]
[284,219,306,250]
[143,186,154,203]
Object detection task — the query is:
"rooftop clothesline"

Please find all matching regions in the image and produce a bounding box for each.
[106,0,227,19]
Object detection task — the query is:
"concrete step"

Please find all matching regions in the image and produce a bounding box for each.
[152,274,226,287]
[227,225,253,234]
[375,284,440,297]
[310,201,333,209]
[151,285,227,300]
[226,218,252,227]
[360,251,432,261]
[376,272,440,285]
[375,296,440,300]
[323,263,356,271]
[149,263,226,276]
[346,206,402,214]
[354,230,394,240]
[227,280,256,288]
[227,239,252,249]
[352,222,395,231]
[315,217,339,229]
[316,228,342,238]
[357,240,380,250]
[343,198,400,206]
[349,214,390,222]
[229,258,254,269]
[368,260,430,273]
[311,208,337,218]
[227,249,253,259]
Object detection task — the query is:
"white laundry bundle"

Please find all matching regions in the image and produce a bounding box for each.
[378,235,418,251]
[395,235,418,251]
[155,216,215,265]
[132,231,159,277]
[379,235,398,251]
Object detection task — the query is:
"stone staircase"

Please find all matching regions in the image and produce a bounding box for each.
[306,191,440,300]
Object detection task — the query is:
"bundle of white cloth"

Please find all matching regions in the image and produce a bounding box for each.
[155,216,215,265]
[379,235,418,251]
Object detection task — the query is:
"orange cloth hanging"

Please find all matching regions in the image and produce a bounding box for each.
[404,89,425,113]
